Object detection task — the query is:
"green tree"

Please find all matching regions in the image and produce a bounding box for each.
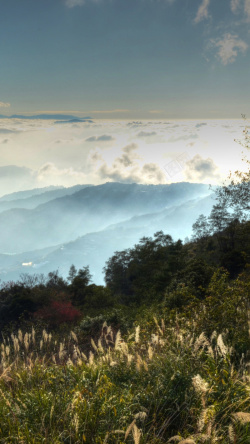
[70,266,92,304]
[67,264,77,283]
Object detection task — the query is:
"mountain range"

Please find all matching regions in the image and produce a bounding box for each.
[0,114,91,120]
[0,182,214,284]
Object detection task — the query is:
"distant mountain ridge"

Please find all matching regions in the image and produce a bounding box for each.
[0,192,214,284]
[0,114,92,120]
[0,185,63,202]
[0,182,211,254]
[0,184,91,212]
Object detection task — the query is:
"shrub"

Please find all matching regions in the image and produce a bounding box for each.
[34,300,82,325]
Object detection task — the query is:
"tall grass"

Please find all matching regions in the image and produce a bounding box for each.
[0,320,249,443]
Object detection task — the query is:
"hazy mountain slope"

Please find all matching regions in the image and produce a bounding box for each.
[0,193,214,284]
[0,186,63,202]
[0,182,210,254]
[0,185,90,212]
[43,193,214,283]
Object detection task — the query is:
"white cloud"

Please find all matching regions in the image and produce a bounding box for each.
[0,118,245,194]
[184,154,220,182]
[0,102,10,108]
[36,162,87,186]
[244,0,250,20]
[88,143,165,184]
[211,33,248,65]
[97,161,166,184]
[231,0,241,13]
[194,0,210,23]
[230,0,250,20]
[65,0,85,7]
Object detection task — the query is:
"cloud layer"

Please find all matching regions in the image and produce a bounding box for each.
[0,118,246,196]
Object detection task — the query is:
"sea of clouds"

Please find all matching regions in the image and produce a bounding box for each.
[0,117,246,196]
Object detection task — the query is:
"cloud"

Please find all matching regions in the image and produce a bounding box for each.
[211,33,248,64]
[0,129,17,134]
[85,135,115,142]
[0,102,10,108]
[194,0,210,23]
[196,123,207,128]
[113,143,140,167]
[168,134,198,143]
[65,0,85,7]
[230,0,250,20]
[97,161,165,184]
[184,155,220,182]
[136,131,157,138]
[89,143,165,184]
[0,165,36,196]
[231,0,241,13]
[141,163,166,182]
[0,165,32,179]
[36,162,87,186]
[127,121,144,129]
[244,0,250,20]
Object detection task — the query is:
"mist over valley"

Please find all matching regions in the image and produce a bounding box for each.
[0,181,214,284]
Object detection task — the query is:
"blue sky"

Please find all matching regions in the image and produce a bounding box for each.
[0,0,250,118]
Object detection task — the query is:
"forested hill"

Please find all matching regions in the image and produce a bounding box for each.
[0,217,249,330]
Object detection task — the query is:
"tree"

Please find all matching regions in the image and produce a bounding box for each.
[67,265,77,283]
[213,118,250,222]
[192,214,210,241]
[104,231,185,304]
[46,270,66,290]
[69,266,92,304]
[192,118,250,241]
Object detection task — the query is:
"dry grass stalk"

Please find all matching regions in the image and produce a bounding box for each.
[232,411,250,424]
[125,419,136,440]
[135,325,140,343]
[148,345,154,360]
[91,338,98,353]
[115,330,122,350]
[217,334,228,357]
[132,423,141,444]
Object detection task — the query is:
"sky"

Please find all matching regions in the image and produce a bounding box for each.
[0,0,249,195]
[0,0,250,119]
